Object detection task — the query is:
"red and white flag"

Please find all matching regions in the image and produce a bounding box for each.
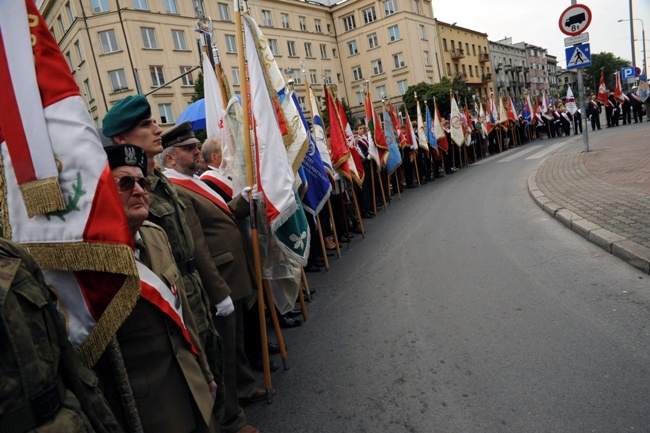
[507,97,518,123]
[433,102,449,152]
[614,71,629,103]
[0,0,139,366]
[450,96,465,147]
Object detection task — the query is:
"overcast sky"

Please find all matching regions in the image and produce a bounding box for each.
[431,0,650,70]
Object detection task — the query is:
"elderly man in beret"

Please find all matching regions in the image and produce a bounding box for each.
[161,121,266,433]
[102,96,222,407]
[96,144,217,433]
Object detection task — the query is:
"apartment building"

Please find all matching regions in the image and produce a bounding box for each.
[513,42,550,96]
[434,21,491,99]
[489,37,529,99]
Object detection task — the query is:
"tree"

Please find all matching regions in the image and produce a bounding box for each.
[584,52,630,95]
[402,77,473,120]
[190,72,206,142]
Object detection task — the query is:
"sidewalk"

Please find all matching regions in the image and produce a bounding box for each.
[528,120,650,274]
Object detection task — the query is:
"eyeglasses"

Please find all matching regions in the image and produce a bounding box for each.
[115,175,151,192]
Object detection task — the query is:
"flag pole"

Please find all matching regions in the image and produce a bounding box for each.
[413,93,422,186]
[234,0,274,400]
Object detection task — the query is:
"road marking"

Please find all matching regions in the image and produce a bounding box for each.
[498,145,544,162]
[525,139,572,159]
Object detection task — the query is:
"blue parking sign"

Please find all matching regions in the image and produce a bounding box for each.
[621,67,636,79]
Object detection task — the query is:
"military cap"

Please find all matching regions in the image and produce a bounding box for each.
[102,95,151,137]
[105,144,147,176]
[161,120,200,149]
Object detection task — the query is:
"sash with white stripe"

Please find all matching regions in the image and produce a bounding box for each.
[165,169,233,216]
[137,261,197,354]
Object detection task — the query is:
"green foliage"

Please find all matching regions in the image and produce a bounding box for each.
[584,52,631,95]
[192,72,204,103]
[402,78,474,119]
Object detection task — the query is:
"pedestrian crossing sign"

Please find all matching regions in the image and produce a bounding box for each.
[565,43,591,70]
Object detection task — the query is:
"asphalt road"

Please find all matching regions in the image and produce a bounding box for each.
[246,138,650,433]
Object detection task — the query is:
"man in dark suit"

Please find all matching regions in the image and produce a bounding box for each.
[98,144,217,433]
[587,95,602,131]
[161,122,265,433]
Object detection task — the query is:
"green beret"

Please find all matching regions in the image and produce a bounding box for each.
[102,95,151,137]
[161,120,200,149]
[105,144,147,176]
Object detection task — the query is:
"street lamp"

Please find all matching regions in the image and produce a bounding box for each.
[433,21,457,82]
[618,18,646,76]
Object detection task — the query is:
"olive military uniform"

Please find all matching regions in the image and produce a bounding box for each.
[0,238,123,433]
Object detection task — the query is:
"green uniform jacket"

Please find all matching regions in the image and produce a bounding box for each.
[0,239,123,433]
[94,223,215,433]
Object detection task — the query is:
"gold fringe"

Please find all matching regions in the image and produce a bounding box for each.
[77,274,141,367]
[0,152,11,239]
[26,242,137,275]
[20,176,66,218]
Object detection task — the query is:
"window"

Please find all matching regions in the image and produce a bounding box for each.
[57,15,65,35]
[347,40,358,56]
[293,69,302,84]
[472,44,476,56]
[443,38,448,51]
[451,40,455,51]
[465,43,470,55]
[177,66,193,86]
[393,53,405,69]
[218,3,230,21]
[337,73,342,82]
[262,10,272,26]
[65,52,73,71]
[232,67,240,85]
[299,16,307,31]
[420,25,426,40]
[164,0,177,13]
[269,39,279,56]
[367,32,378,49]
[172,30,187,50]
[423,51,430,66]
[356,92,363,105]
[324,70,332,84]
[141,27,157,49]
[150,65,165,87]
[388,25,400,42]
[372,59,383,75]
[333,48,337,58]
[133,0,148,11]
[92,0,109,13]
[74,41,84,64]
[320,44,328,59]
[298,96,306,111]
[469,66,473,77]
[50,26,56,40]
[83,79,94,101]
[99,30,118,54]
[309,69,317,84]
[376,85,386,99]
[225,35,236,53]
[384,0,397,16]
[362,7,376,24]
[158,104,174,124]
[413,0,420,14]
[281,13,290,29]
[108,69,127,91]
[342,15,356,32]
[475,65,479,77]
[304,42,313,58]
[193,0,204,15]
[314,19,322,33]
[287,41,296,57]
[352,66,363,81]
[446,63,451,75]
[398,79,408,95]
[65,2,75,22]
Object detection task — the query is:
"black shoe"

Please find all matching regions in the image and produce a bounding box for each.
[351,224,364,234]
[268,342,282,354]
[303,288,315,296]
[252,358,280,372]
[305,264,321,272]
[279,315,302,328]
[361,211,374,219]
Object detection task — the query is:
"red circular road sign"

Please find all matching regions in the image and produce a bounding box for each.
[559,4,592,36]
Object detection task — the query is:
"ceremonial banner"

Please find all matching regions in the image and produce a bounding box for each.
[498,97,509,125]
[425,105,438,150]
[340,98,365,181]
[325,86,360,185]
[244,15,309,265]
[565,86,578,115]
[203,51,226,139]
[308,85,334,177]
[637,80,650,102]
[383,108,403,175]
[415,99,429,153]
[450,96,465,147]
[507,97,519,123]
[403,107,416,150]
[0,0,139,366]
[523,95,535,123]
[614,71,628,103]
[365,91,386,164]
[245,14,308,172]
[597,70,609,105]
[433,102,449,152]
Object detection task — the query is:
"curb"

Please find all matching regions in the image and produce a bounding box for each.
[528,165,650,274]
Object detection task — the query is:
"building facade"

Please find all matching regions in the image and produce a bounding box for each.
[513,42,549,96]
[489,37,529,99]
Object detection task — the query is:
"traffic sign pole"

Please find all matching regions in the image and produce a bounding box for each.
[571,0,589,152]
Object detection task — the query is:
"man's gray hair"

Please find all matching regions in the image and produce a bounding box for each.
[201,136,222,164]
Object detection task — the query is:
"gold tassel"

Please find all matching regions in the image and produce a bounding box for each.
[20,176,66,218]
[0,153,11,239]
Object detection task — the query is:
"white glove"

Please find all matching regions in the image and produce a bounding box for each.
[215,296,234,316]
[242,185,259,203]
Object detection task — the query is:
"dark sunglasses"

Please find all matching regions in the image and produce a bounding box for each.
[115,175,151,192]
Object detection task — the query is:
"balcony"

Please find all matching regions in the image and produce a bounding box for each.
[481,73,492,82]
[456,71,467,81]
[504,64,513,72]
[516,65,523,72]
[495,63,503,72]
[478,52,489,63]
[450,48,465,60]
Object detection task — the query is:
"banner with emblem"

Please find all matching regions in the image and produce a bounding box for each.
[0,0,139,367]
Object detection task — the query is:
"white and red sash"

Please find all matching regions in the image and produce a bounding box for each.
[136,261,197,354]
[199,168,233,200]
[165,168,233,216]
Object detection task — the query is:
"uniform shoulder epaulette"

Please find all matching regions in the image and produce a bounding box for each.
[142,220,164,231]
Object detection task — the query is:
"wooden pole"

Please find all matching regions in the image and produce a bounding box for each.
[376,162,387,209]
[315,214,329,271]
[349,183,365,237]
[262,280,289,369]
[327,198,341,257]
[235,2,272,401]
[107,338,144,433]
